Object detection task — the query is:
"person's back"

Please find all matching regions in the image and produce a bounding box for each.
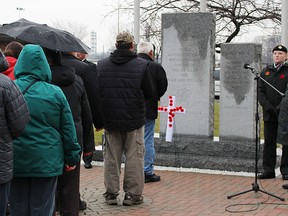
[137,41,168,183]
[0,64,30,216]
[61,52,101,128]
[96,31,155,206]
[10,44,81,216]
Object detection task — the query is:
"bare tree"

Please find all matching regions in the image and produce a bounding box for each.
[51,20,89,41]
[112,0,281,51]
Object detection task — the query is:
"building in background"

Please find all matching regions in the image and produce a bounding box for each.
[90,31,97,56]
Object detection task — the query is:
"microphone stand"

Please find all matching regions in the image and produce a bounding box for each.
[227,66,285,201]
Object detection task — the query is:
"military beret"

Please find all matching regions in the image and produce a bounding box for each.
[272,45,287,53]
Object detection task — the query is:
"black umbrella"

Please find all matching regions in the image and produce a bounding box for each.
[0,19,90,53]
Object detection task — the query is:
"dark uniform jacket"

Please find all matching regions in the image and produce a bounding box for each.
[97,49,155,131]
[0,74,30,184]
[258,62,288,121]
[138,53,168,119]
[51,65,95,153]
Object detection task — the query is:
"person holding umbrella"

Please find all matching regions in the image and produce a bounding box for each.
[9,44,81,216]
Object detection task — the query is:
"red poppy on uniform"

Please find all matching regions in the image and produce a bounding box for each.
[265,71,270,75]
[280,74,285,79]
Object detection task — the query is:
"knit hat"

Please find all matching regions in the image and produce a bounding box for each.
[272,45,287,53]
[116,31,134,44]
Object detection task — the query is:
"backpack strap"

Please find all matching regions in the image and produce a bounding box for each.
[22,79,39,95]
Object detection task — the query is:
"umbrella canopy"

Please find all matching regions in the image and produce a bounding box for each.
[0,19,90,53]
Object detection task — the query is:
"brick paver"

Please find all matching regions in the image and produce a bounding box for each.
[79,163,288,215]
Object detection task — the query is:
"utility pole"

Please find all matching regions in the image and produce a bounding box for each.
[117,0,120,34]
[16,7,24,19]
[282,0,288,47]
[134,0,140,44]
[200,0,207,12]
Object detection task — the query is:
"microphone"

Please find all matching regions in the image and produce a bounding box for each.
[244,64,254,70]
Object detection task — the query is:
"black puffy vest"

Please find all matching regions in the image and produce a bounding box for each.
[97,57,147,130]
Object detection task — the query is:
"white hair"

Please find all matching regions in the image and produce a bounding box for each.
[137,41,153,54]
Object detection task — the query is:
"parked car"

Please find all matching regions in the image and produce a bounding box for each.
[214,68,220,99]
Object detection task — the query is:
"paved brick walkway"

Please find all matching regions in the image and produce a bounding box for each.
[79,163,288,216]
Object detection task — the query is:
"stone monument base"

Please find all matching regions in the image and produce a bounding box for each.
[92,135,281,173]
[154,135,264,173]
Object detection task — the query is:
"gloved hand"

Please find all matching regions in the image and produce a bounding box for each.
[64,164,76,172]
[83,152,93,162]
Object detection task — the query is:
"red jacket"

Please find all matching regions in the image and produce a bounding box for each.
[1,56,17,80]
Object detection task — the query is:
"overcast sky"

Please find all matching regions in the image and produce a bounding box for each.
[1,0,274,53]
[1,0,134,51]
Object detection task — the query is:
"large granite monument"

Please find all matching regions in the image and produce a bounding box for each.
[160,12,215,138]
[220,43,262,141]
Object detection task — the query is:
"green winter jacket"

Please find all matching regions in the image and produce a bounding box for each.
[13,44,81,177]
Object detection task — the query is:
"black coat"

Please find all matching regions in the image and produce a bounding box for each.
[97,49,155,130]
[258,62,288,121]
[137,53,168,119]
[61,54,103,128]
[51,65,95,152]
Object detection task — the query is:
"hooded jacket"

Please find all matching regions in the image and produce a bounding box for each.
[97,49,155,130]
[51,65,95,152]
[13,44,81,177]
[0,73,30,184]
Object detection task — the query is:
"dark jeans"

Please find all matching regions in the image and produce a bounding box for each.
[10,176,57,216]
[0,182,10,216]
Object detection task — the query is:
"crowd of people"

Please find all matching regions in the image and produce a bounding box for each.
[2,29,288,215]
[0,31,168,215]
